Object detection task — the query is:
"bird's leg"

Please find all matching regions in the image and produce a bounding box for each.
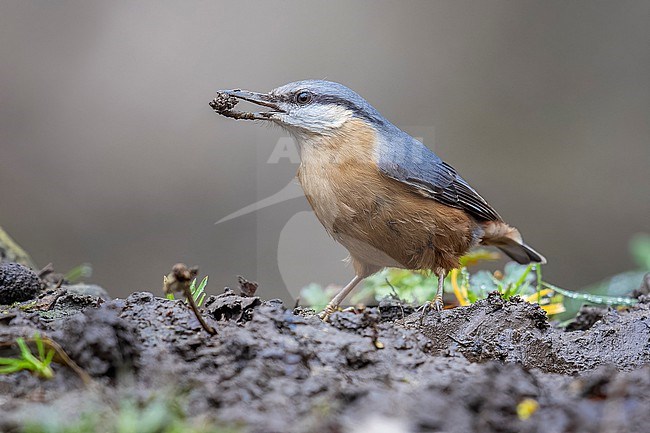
[318,275,363,321]
[432,269,446,311]
[419,269,446,324]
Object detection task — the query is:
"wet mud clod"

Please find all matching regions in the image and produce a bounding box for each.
[0,261,41,304]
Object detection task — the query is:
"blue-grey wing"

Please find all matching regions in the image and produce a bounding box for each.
[376,134,502,222]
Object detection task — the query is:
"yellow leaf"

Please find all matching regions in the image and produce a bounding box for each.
[459,249,500,267]
[523,289,554,302]
[451,269,470,306]
[541,303,566,315]
[517,398,539,420]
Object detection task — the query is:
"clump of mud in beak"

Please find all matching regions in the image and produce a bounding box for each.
[209,89,285,121]
[209,92,239,113]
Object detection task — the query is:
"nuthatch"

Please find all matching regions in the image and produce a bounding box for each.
[211,80,546,319]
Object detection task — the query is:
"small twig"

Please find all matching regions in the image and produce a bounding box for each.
[446,333,472,347]
[163,264,216,335]
[183,283,216,335]
[39,336,93,385]
[385,278,399,298]
[213,109,259,120]
[37,263,54,279]
[385,278,405,319]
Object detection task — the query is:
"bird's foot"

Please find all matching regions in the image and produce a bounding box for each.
[318,304,337,321]
[430,294,444,312]
[418,295,444,325]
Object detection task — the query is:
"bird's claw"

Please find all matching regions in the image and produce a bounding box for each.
[318,305,336,322]
[418,295,444,325]
[431,294,444,312]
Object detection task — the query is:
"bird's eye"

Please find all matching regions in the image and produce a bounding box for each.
[295,91,313,105]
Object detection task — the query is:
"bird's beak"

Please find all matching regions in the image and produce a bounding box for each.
[217,89,285,119]
[223,90,283,110]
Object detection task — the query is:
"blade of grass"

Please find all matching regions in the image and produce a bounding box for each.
[64,263,93,283]
[543,282,638,306]
[535,265,543,303]
[512,265,533,294]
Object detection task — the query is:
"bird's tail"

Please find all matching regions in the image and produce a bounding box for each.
[481,221,546,265]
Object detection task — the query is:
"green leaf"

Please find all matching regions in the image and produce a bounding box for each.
[630,233,650,270]
[190,276,209,307]
[0,335,54,379]
[300,283,335,309]
[64,263,93,283]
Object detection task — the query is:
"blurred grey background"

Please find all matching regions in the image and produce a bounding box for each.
[1,0,648,301]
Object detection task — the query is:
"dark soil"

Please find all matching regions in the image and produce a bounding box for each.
[1,283,649,433]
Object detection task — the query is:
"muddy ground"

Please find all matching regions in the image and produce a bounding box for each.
[1,276,649,433]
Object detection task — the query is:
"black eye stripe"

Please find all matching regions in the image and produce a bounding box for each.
[277,92,385,126]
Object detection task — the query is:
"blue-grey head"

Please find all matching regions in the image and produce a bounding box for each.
[216,80,387,138]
